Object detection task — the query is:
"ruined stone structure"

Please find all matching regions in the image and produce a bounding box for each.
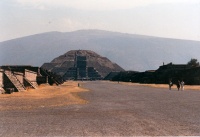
[0,66,63,94]
[104,72,121,80]
[42,50,124,80]
[0,69,4,93]
[154,63,200,85]
[111,63,200,85]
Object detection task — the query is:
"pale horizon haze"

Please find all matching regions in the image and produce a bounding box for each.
[0,0,200,42]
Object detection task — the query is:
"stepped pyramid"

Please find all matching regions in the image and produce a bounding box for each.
[41,50,124,80]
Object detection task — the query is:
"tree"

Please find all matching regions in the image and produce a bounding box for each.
[187,58,200,67]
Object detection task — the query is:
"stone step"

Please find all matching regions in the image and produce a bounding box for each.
[31,82,38,89]
[4,71,26,91]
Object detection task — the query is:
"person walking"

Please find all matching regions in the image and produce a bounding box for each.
[177,80,180,91]
[181,80,185,91]
[169,80,173,90]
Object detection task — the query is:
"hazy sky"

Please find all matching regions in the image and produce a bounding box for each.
[0,0,200,42]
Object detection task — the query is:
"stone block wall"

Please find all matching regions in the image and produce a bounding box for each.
[0,69,3,87]
[13,72,24,84]
[25,69,37,82]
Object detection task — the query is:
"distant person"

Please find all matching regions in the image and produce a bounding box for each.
[176,80,180,91]
[181,80,185,91]
[169,80,173,90]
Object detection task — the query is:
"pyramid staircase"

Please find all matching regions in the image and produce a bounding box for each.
[40,68,63,85]
[24,77,38,89]
[104,72,120,80]
[4,71,26,92]
[31,82,38,89]
[87,67,103,80]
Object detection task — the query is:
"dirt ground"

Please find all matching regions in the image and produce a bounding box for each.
[116,81,200,90]
[0,81,200,136]
[0,81,88,111]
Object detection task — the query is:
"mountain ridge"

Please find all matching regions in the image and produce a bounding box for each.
[2,29,199,43]
[0,29,200,71]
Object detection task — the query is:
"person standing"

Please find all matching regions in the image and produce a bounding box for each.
[181,80,185,91]
[177,80,180,91]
